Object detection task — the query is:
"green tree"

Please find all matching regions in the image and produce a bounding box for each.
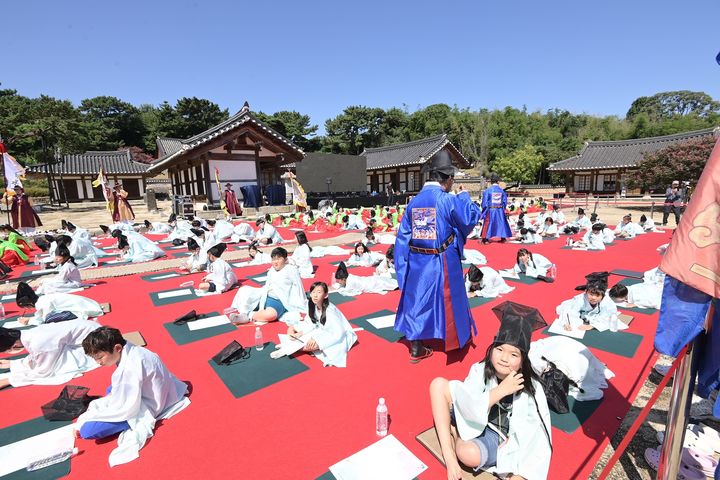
[492,145,544,183]
[323,106,386,154]
[173,97,229,139]
[256,110,320,151]
[626,91,720,120]
[79,96,145,150]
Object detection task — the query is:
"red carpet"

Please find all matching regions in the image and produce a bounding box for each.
[0,229,670,479]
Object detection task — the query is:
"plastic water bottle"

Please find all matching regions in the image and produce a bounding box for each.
[376,397,388,437]
[549,264,557,279]
[254,326,264,351]
[34,255,40,266]
[26,447,78,471]
[0,303,5,322]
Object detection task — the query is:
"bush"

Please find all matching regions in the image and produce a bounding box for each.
[20,177,49,198]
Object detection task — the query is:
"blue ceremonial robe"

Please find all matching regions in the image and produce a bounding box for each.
[394,183,481,350]
[480,184,512,239]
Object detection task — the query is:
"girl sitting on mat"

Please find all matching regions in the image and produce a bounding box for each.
[514,227,542,244]
[37,245,82,295]
[283,282,358,367]
[362,227,377,247]
[247,241,272,265]
[230,247,306,323]
[538,217,559,238]
[556,278,620,332]
[573,223,606,250]
[346,242,374,267]
[289,231,314,278]
[181,238,207,273]
[198,243,236,293]
[511,248,554,283]
[465,264,514,299]
[255,217,284,245]
[429,312,552,480]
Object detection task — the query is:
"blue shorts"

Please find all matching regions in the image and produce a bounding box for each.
[450,408,499,470]
[256,296,286,318]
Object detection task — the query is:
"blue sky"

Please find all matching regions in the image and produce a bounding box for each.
[3,0,719,133]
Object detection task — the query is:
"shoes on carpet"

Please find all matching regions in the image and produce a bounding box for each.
[409,343,433,364]
[173,310,198,325]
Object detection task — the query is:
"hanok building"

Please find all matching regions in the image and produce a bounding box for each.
[146,104,304,206]
[27,149,150,202]
[362,134,469,193]
[547,127,719,195]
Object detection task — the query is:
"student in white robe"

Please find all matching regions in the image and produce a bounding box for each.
[539,217,559,238]
[68,235,101,269]
[511,248,554,282]
[289,231,314,278]
[515,227,542,244]
[531,207,550,228]
[563,208,591,234]
[166,215,195,242]
[551,204,565,225]
[189,227,212,256]
[608,282,662,310]
[246,242,272,265]
[231,247,306,323]
[16,282,103,326]
[465,264,514,298]
[115,232,165,263]
[206,219,235,241]
[180,238,207,273]
[74,327,190,466]
[333,262,398,295]
[37,246,82,295]
[575,224,607,250]
[375,245,395,278]
[639,214,660,232]
[467,221,484,240]
[556,280,620,332]
[198,243,236,293]
[143,219,173,235]
[429,314,552,480]
[347,243,375,267]
[0,320,101,389]
[342,213,367,230]
[463,248,487,265]
[614,214,641,238]
[66,222,91,241]
[361,227,377,247]
[255,218,284,245]
[284,282,357,368]
[231,222,255,243]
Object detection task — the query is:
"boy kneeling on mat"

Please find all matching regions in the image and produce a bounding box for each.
[74,327,190,464]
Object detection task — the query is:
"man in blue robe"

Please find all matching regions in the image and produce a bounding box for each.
[480,174,512,243]
[394,151,481,363]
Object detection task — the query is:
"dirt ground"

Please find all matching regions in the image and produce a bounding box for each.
[11,198,715,479]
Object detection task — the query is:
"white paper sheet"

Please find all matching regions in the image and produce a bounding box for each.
[193,289,221,297]
[276,333,313,356]
[329,434,427,480]
[231,262,250,268]
[157,289,194,299]
[548,318,586,339]
[32,268,59,275]
[251,275,268,283]
[104,259,130,265]
[0,424,75,477]
[499,269,519,279]
[1,294,16,301]
[367,314,396,330]
[1,320,25,329]
[151,273,181,280]
[187,315,231,331]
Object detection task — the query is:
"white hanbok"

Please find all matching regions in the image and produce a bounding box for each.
[343,214,367,230]
[512,253,552,278]
[205,257,237,292]
[212,220,235,240]
[231,223,255,243]
[529,336,615,401]
[183,250,208,272]
[123,234,165,263]
[75,343,190,466]
[288,304,358,367]
[37,261,82,294]
[614,221,639,238]
[374,258,395,278]
[335,273,398,296]
[465,267,514,298]
[449,361,552,480]
[556,293,620,331]
[247,251,272,265]
[570,215,592,230]
[309,246,352,258]
[166,220,194,242]
[640,218,660,232]
[29,292,104,325]
[290,243,315,278]
[231,265,306,320]
[347,252,374,267]
[602,228,615,244]
[70,227,91,242]
[581,231,606,250]
[9,319,101,387]
[520,231,543,244]
[69,236,100,269]
[463,249,487,265]
[256,223,284,244]
[539,223,559,238]
[148,222,172,235]
[552,210,566,224]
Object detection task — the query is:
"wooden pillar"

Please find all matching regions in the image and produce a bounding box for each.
[255,149,264,206]
[202,158,212,203]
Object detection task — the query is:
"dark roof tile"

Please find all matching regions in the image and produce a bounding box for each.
[362,134,469,170]
[27,150,148,176]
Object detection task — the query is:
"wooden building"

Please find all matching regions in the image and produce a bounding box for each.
[548,127,718,194]
[362,134,469,193]
[146,104,304,206]
[27,149,149,202]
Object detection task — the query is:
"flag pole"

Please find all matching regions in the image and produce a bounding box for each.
[0,134,10,225]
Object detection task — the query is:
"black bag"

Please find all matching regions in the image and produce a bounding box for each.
[41,385,95,421]
[211,340,249,365]
[172,238,185,247]
[539,357,581,414]
[0,260,12,275]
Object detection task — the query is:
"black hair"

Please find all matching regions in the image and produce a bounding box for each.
[482,342,538,396]
[307,282,329,326]
[467,264,484,283]
[428,171,451,182]
[118,236,129,250]
[0,224,20,235]
[82,326,126,355]
[516,248,534,266]
[335,262,349,280]
[577,208,585,215]
[206,219,216,226]
[66,222,76,231]
[187,238,200,251]
[365,227,375,239]
[191,220,202,228]
[609,283,629,300]
[190,228,205,238]
[208,243,227,258]
[255,218,265,226]
[265,214,272,222]
[640,214,647,223]
[111,229,123,239]
[520,228,529,235]
[248,241,259,252]
[385,245,394,260]
[585,282,606,298]
[144,220,151,228]
[544,217,554,224]
[342,215,349,224]
[354,242,369,254]
[591,223,603,232]
[55,245,76,265]
[270,247,288,259]
[295,231,311,252]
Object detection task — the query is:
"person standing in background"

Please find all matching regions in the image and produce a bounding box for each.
[111,182,135,224]
[479,174,512,244]
[9,185,42,234]
[223,183,242,217]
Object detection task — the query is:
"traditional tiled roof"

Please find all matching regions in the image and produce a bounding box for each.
[26,150,148,176]
[361,134,469,170]
[548,127,719,171]
[147,104,304,174]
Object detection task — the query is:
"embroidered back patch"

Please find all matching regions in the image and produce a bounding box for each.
[412,208,437,240]
[491,193,502,205]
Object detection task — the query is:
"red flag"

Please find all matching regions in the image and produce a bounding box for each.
[0,142,6,154]
[660,137,720,298]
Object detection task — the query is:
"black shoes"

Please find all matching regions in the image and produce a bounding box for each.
[173,310,198,325]
[409,340,433,363]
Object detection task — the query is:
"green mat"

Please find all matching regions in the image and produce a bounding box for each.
[140,271,186,282]
[1,315,33,331]
[619,305,657,315]
[542,326,643,358]
[619,277,643,287]
[611,269,644,279]
[170,252,191,258]
[316,472,418,480]
[208,342,309,398]
[149,288,199,307]
[329,261,360,269]
[504,274,541,285]
[0,416,72,480]
[18,269,57,279]
[247,272,269,284]
[549,397,603,433]
[468,296,494,308]
[329,292,355,305]
[350,309,403,343]
[163,312,237,345]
